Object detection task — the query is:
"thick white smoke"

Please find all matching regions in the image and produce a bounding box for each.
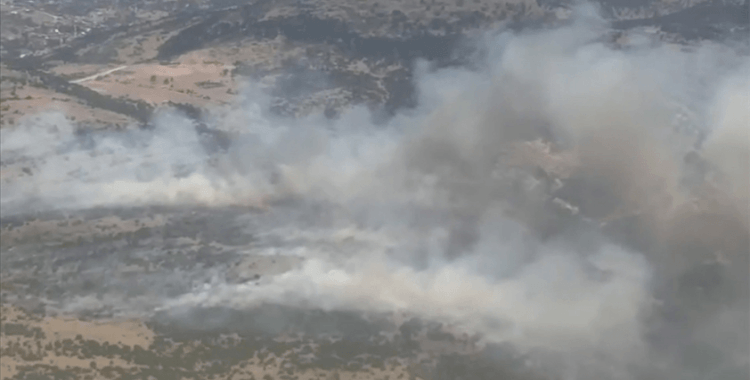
[1,6,748,380]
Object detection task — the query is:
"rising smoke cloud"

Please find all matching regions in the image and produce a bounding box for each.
[1,5,748,380]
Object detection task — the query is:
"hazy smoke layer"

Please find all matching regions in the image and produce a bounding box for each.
[1,6,748,380]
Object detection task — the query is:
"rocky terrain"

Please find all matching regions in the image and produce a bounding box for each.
[1,0,749,379]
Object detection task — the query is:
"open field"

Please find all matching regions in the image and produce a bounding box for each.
[1,0,748,379]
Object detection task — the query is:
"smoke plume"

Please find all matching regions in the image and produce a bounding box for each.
[1,6,748,380]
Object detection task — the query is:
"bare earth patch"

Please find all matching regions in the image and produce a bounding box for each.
[0,84,134,128]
